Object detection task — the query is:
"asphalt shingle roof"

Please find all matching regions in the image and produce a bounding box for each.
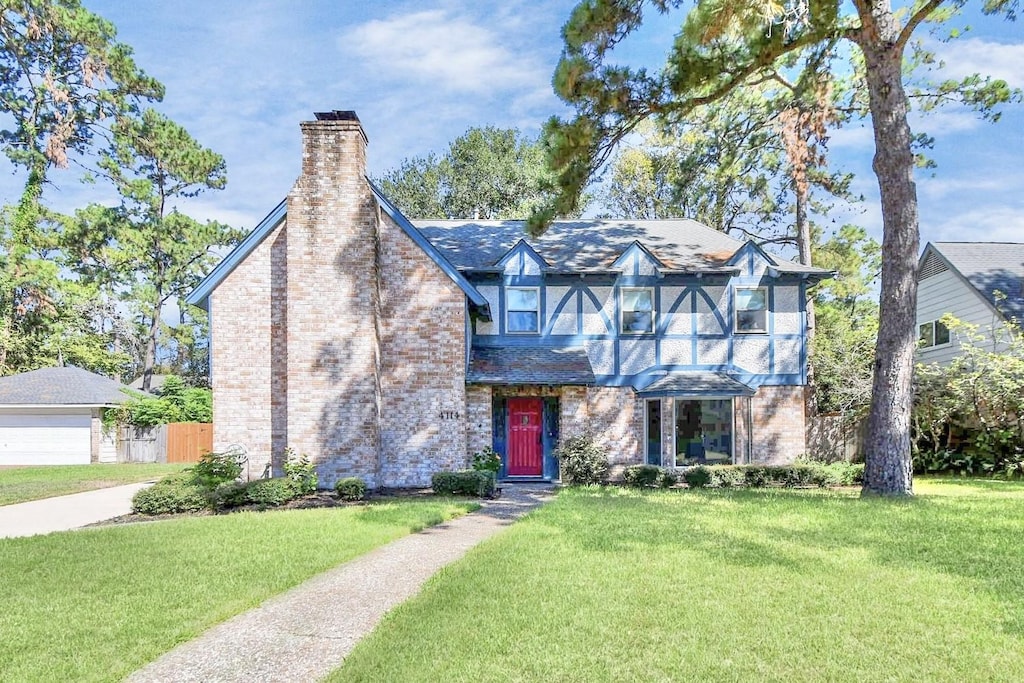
[931,242,1024,323]
[467,346,595,385]
[414,219,828,276]
[0,366,132,406]
[637,372,755,397]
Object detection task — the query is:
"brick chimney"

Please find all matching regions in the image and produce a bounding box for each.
[284,111,382,487]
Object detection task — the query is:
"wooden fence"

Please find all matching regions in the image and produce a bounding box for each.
[117,423,213,464]
[807,414,865,462]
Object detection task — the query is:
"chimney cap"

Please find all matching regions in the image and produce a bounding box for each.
[314,110,360,122]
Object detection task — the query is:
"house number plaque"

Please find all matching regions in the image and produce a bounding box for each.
[439,410,460,420]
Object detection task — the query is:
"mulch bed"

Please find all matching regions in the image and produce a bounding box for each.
[88,486,441,528]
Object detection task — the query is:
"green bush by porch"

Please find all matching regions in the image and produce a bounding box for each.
[331,479,1024,682]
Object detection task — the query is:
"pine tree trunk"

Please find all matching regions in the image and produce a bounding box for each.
[856,3,917,496]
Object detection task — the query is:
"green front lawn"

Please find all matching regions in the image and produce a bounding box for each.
[333,478,1024,682]
[0,499,476,682]
[0,463,189,506]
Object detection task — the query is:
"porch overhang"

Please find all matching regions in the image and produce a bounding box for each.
[467,346,595,385]
[635,371,755,398]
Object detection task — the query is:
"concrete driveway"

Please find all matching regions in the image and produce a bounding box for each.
[0,482,153,539]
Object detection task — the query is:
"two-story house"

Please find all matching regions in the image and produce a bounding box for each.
[186,111,831,487]
[917,242,1024,365]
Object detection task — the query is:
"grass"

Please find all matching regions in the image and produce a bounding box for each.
[0,463,189,506]
[332,477,1024,683]
[0,498,477,682]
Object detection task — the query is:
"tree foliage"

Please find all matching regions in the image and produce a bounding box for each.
[0,0,164,375]
[914,315,1024,478]
[537,0,1020,496]
[810,225,881,417]
[376,126,567,219]
[65,108,240,389]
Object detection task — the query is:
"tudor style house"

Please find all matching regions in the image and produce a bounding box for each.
[187,112,831,487]
[916,242,1024,365]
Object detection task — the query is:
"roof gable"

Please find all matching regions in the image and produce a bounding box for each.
[185,184,490,310]
[497,239,549,275]
[612,241,664,276]
[185,199,287,310]
[925,242,1024,323]
[368,180,488,307]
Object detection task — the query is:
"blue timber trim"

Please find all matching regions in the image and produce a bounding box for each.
[492,397,508,479]
[185,199,287,309]
[369,179,488,308]
[612,241,665,276]
[799,280,808,384]
[497,239,549,273]
[542,286,579,336]
[542,397,559,480]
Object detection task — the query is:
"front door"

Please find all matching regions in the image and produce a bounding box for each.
[507,397,543,476]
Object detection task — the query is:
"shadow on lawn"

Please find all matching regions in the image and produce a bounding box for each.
[548,486,1024,636]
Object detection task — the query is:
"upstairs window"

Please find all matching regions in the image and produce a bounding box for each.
[735,287,768,334]
[506,287,539,333]
[621,288,655,333]
[919,319,950,348]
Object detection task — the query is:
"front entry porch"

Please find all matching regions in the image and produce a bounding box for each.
[491,392,560,481]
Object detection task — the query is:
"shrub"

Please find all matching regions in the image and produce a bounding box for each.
[683,466,712,488]
[335,477,368,502]
[471,446,502,474]
[658,470,678,488]
[623,464,662,488]
[132,481,208,515]
[432,470,496,497]
[190,449,244,489]
[554,434,608,486]
[208,481,249,510]
[283,449,318,494]
[708,466,745,488]
[243,477,300,507]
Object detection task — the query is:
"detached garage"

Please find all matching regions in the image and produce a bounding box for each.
[0,366,130,466]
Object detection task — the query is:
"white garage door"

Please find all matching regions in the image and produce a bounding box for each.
[0,411,92,466]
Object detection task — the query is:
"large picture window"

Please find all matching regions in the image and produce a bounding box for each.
[621,288,654,333]
[919,319,950,348]
[735,287,768,334]
[506,287,539,333]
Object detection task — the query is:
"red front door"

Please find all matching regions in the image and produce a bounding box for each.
[507,398,543,476]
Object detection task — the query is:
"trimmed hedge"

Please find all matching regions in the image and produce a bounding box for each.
[681,463,865,489]
[623,464,677,488]
[243,477,301,507]
[432,470,496,497]
[336,477,368,501]
[132,481,208,515]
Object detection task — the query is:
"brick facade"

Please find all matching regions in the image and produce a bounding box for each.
[748,385,808,464]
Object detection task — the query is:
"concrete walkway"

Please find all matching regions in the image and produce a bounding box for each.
[127,483,555,683]
[0,482,152,539]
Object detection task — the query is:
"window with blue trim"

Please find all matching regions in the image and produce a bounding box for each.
[507,287,539,333]
[621,288,654,333]
[735,287,768,334]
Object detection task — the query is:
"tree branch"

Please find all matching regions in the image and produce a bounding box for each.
[897,0,948,53]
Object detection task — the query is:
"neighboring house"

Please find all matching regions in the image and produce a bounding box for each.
[186,111,831,487]
[128,374,169,394]
[917,242,1024,365]
[0,366,128,465]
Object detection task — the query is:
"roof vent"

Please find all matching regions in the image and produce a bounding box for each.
[919,252,948,280]
[314,110,360,122]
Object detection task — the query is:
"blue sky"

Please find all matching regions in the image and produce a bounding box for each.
[5,1,1024,248]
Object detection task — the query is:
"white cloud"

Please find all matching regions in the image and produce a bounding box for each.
[933,38,1024,89]
[341,10,547,94]
[928,205,1024,242]
[918,172,1024,201]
